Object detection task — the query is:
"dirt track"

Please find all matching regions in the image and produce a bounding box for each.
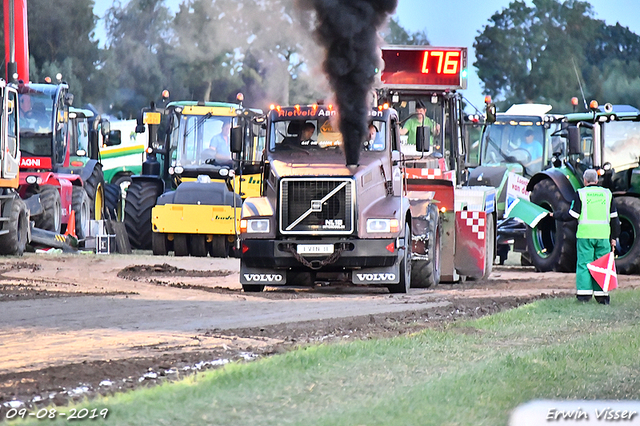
[1,252,638,409]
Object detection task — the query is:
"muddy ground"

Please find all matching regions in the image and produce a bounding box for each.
[1,252,638,411]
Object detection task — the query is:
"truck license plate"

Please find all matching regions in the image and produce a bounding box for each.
[296,244,334,255]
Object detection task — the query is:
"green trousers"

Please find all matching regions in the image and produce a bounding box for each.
[576,238,611,296]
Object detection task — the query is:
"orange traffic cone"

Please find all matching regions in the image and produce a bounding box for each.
[65,210,77,239]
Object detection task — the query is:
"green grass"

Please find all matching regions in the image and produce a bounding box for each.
[10,289,640,426]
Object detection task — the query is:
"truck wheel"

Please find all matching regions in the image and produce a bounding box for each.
[481,212,495,279]
[242,284,265,293]
[152,232,168,256]
[0,197,28,256]
[72,186,91,239]
[287,271,316,286]
[526,179,576,272]
[190,234,208,257]
[613,197,640,274]
[208,235,227,257]
[173,234,189,256]
[412,206,441,288]
[34,186,62,234]
[103,183,122,221]
[388,222,412,294]
[84,163,105,221]
[124,180,162,250]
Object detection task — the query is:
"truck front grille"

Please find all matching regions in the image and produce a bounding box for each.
[280,178,354,235]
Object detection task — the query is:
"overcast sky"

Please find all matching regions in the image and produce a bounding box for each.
[94,0,640,110]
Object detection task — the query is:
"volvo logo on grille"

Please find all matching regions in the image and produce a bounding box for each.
[311,200,322,211]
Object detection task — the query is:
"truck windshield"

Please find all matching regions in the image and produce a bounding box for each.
[18,91,54,157]
[172,113,235,167]
[270,118,386,154]
[480,120,547,176]
[603,120,640,172]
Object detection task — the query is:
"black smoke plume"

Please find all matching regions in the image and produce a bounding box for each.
[296,0,398,165]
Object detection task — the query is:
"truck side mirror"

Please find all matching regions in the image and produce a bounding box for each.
[567,126,580,154]
[231,126,243,154]
[100,119,110,136]
[261,161,271,195]
[89,132,100,160]
[415,126,431,152]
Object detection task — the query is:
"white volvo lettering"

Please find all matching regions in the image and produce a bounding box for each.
[356,273,396,282]
[244,273,283,282]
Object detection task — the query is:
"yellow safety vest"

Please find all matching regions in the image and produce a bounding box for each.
[576,186,612,239]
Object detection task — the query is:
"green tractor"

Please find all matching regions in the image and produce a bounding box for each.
[526,102,640,274]
[466,103,564,264]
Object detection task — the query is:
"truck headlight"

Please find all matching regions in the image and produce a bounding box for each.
[241,219,270,234]
[366,218,399,233]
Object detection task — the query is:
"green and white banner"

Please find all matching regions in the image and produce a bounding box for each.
[505,197,550,228]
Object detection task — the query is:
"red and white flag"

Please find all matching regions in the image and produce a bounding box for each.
[587,252,618,292]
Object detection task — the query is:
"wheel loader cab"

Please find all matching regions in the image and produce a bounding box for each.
[17,83,71,169]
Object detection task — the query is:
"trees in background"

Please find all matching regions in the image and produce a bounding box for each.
[475,0,640,110]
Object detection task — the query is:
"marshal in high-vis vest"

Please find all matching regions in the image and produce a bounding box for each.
[555,169,621,304]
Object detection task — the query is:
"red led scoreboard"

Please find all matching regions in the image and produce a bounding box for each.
[381,46,467,90]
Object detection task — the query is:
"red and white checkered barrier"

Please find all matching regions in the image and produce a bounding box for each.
[460,211,485,240]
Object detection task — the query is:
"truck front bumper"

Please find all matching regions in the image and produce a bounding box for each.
[240,237,403,286]
[241,238,399,270]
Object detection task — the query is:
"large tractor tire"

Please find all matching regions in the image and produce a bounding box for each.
[613,196,640,274]
[103,183,122,221]
[0,197,28,256]
[71,186,91,240]
[34,186,62,234]
[411,206,441,288]
[387,222,412,294]
[84,163,105,221]
[526,179,576,272]
[124,180,162,250]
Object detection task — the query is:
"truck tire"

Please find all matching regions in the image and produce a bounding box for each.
[34,186,62,234]
[287,271,316,287]
[411,207,441,288]
[526,179,576,272]
[613,196,640,274]
[190,234,208,257]
[72,186,91,239]
[84,163,105,220]
[173,234,189,256]
[482,212,496,279]
[0,197,28,256]
[242,284,265,292]
[152,232,168,256]
[103,183,122,221]
[124,180,162,250]
[387,222,412,294]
